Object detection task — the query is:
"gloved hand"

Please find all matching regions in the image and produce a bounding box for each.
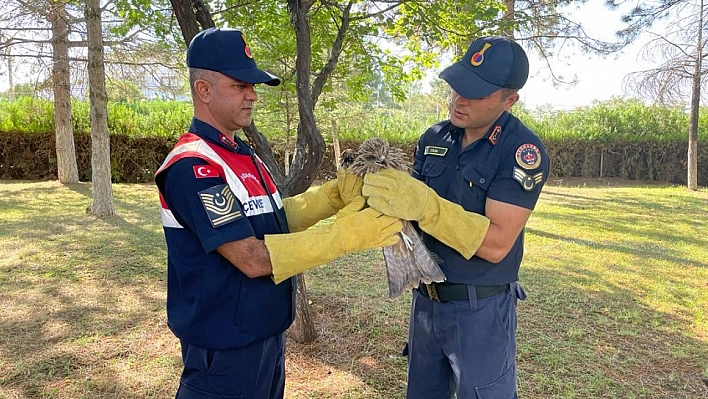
[266,196,402,284]
[362,168,490,259]
[282,168,363,232]
[336,168,364,206]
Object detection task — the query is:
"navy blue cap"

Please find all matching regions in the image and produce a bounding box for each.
[440,36,529,99]
[187,28,281,86]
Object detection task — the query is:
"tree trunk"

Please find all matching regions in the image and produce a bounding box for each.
[285,0,323,344]
[7,53,14,102]
[85,0,115,216]
[502,0,515,39]
[290,275,317,342]
[168,0,322,343]
[332,119,341,168]
[243,121,285,187]
[48,1,78,183]
[168,0,213,46]
[687,1,703,191]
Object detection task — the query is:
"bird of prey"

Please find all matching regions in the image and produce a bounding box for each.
[341,138,446,298]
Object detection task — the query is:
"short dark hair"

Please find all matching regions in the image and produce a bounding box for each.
[188,68,214,97]
[499,88,518,101]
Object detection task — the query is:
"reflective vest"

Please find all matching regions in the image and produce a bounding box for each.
[155,133,295,349]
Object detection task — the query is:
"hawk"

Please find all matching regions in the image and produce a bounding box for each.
[342,138,446,298]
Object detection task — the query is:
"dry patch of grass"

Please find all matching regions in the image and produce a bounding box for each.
[1,179,707,398]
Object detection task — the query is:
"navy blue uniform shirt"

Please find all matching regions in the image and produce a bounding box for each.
[414,112,549,285]
[155,118,295,349]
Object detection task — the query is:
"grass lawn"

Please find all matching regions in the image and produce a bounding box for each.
[0,178,706,398]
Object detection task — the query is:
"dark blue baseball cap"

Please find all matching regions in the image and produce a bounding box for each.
[440,36,529,100]
[187,28,281,86]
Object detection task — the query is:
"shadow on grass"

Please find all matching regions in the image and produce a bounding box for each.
[292,254,708,398]
[527,228,708,269]
[542,184,708,212]
[518,264,708,398]
[2,181,706,398]
[286,214,708,398]
[0,182,177,398]
[534,187,708,269]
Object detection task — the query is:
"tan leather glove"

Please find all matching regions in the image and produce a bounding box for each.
[337,168,364,206]
[282,169,364,232]
[362,168,490,259]
[266,196,402,284]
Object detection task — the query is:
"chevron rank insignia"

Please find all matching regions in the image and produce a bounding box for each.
[513,167,543,191]
[198,184,243,228]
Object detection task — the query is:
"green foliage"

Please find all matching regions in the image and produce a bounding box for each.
[103,100,192,137]
[0,98,191,138]
[202,0,510,131]
[518,98,694,143]
[0,82,52,100]
[330,106,438,144]
[383,0,504,49]
[1,96,706,145]
[0,97,54,132]
[112,0,180,43]
[3,96,708,184]
[106,79,145,102]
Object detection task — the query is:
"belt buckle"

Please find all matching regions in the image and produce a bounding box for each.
[424,283,441,302]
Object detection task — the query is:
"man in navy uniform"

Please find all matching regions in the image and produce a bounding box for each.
[155,28,401,399]
[363,36,550,398]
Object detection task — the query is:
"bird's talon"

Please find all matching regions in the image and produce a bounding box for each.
[400,231,414,250]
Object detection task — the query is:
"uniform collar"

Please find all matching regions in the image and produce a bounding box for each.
[449,111,511,147]
[189,118,252,154]
[485,111,511,146]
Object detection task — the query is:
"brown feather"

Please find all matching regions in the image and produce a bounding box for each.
[342,138,445,298]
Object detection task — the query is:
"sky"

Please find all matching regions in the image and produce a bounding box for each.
[0,2,667,109]
[517,1,665,110]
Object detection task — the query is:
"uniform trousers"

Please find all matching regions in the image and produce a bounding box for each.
[406,282,526,399]
[175,333,285,399]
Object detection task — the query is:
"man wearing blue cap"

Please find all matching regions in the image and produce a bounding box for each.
[155,28,402,399]
[363,36,550,398]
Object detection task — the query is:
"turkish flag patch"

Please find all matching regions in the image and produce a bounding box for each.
[193,165,219,178]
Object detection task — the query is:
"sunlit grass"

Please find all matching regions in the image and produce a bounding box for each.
[1,179,706,398]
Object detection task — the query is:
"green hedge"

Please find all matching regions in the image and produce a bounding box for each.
[0,97,192,138]
[1,96,706,185]
[1,96,704,142]
[1,130,706,186]
[0,130,172,182]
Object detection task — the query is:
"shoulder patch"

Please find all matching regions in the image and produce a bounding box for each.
[193,165,219,178]
[198,184,244,228]
[424,146,448,156]
[515,143,542,170]
[513,167,543,191]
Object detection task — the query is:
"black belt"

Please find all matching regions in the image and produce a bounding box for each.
[418,282,510,302]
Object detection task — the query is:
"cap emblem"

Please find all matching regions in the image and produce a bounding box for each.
[241,34,253,59]
[470,43,491,67]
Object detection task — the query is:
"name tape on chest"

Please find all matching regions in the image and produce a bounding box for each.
[424,146,448,156]
[199,184,244,228]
